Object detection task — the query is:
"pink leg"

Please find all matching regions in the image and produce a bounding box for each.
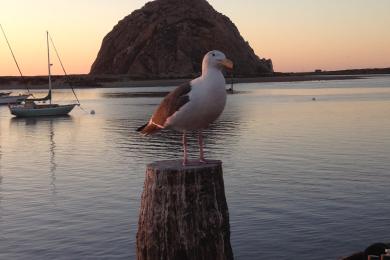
[198,130,206,163]
[182,131,188,166]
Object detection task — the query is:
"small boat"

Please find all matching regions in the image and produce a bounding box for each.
[9,31,78,117]
[9,103,76,117]
[0,93,30,105]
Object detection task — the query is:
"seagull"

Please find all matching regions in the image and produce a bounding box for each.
[137,50,233,165]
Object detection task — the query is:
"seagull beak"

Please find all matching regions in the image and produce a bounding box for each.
[219,59,234,70]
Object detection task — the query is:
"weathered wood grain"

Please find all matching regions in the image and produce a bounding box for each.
[136,160,233,260]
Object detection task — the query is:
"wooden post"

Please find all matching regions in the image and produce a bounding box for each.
[136,160,234,260]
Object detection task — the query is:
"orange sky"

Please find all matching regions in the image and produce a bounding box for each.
[1,0,389,76]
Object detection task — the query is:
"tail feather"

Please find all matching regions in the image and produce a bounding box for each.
[136,123,162,136]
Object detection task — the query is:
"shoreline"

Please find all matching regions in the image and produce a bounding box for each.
[0,74,374,91]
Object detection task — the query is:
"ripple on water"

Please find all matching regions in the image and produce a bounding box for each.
[1,78,390,259]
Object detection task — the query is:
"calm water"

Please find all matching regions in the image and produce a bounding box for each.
[1,76,390,259]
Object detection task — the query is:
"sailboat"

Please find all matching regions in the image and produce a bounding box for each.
[0,24,31,105]
[9,31,79,117]
[0,92,31,105]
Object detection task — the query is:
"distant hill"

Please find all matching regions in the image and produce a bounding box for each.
[1,68,389,90]
[274,67,390,76]
[313,67,390,75]
[90,0,273,78]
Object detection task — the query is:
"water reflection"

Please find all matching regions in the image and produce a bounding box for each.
[102,103,244,163]
[49,119,57,197]
[9,116,74,198]
[10,115,73,126]
[1,78,390,260]
[101,90,250,99]
[0,128,3,216]
[102,92,169,98]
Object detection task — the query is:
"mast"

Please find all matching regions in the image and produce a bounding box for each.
[0,24,30,93]
[46,31,52,104]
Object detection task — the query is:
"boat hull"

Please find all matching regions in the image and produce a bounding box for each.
[9,104,77,117]
[0,95,30,105]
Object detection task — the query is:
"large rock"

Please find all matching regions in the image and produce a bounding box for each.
[90,0,273,78]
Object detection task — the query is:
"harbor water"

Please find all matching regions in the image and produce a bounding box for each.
[1,75,390,259]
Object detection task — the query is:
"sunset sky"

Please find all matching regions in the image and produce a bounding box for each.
[1,0,389,76]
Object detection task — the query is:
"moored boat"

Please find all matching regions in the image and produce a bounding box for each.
[0,93,30,105]
[9,103,76,117]
[9,31,79,118]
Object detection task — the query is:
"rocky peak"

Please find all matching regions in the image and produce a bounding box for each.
[90,0,273,78]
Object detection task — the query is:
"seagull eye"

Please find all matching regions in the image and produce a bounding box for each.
[212,53,216,57]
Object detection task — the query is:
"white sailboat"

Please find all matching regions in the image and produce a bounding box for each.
[9,31,78,117]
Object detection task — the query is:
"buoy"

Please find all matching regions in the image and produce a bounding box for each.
[312,97,316,101]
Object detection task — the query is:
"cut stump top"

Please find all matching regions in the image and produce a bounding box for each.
[147,160,222,171]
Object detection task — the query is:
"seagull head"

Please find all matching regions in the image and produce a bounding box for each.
[202,50,234,74]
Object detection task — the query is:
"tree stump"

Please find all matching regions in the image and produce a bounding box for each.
[136,160,234,260]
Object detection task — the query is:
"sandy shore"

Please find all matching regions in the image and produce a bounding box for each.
[0,74,367,91]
